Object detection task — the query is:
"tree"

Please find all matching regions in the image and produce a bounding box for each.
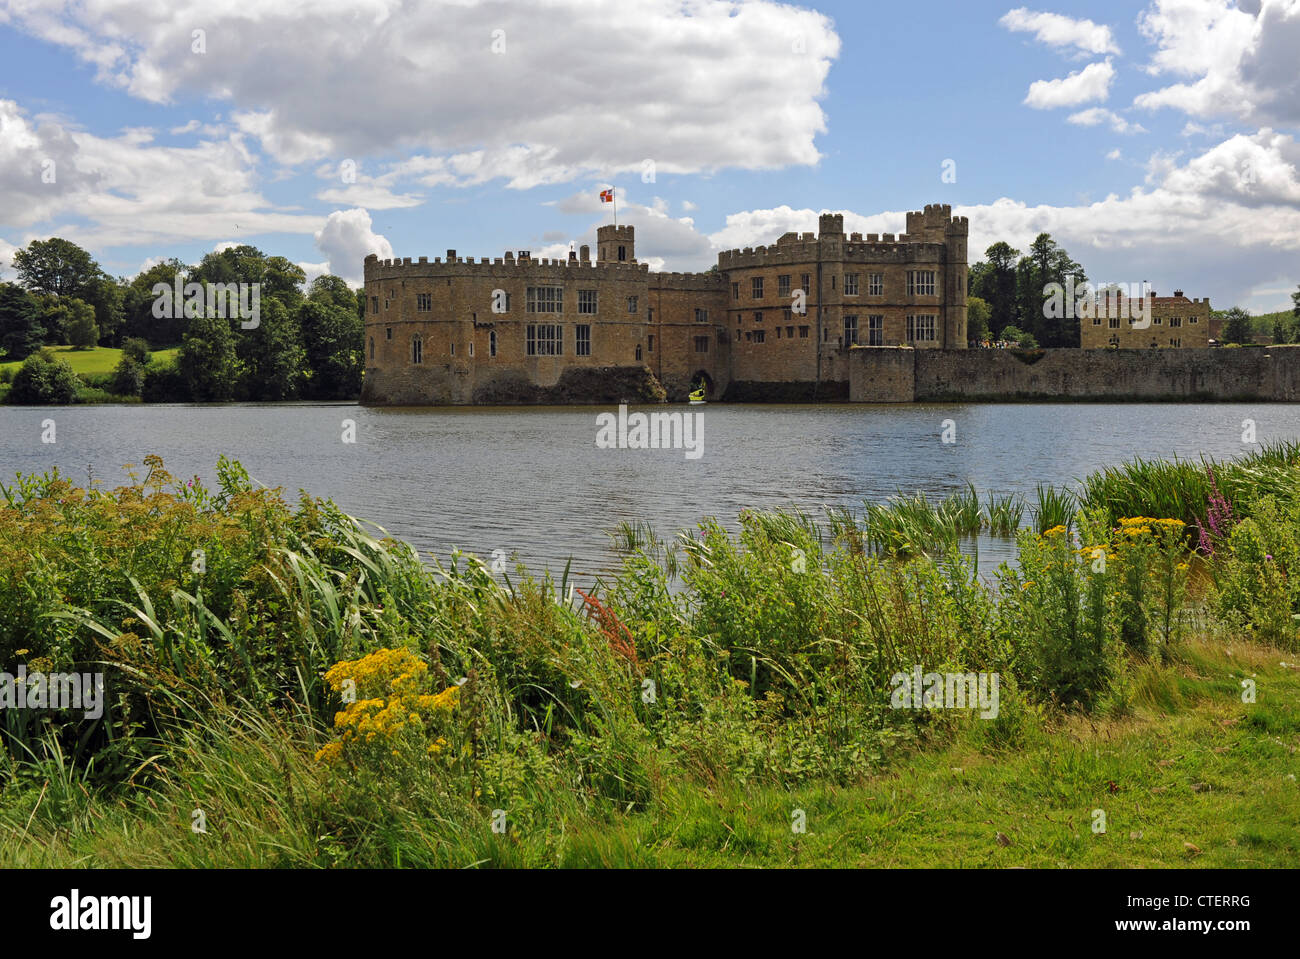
[966,296,991,343]
[178,313,240,401]
[66,298,99,349]
[82,276,125,344]
[236,298,306,400]
[1293,284,1299,320]
[109,356,146,397]
[970,242,1020,334]
[298,300,364,399]
[7,350,80,404]
[308,274,359,315]
[1222,307,1253,345]
[13,238,102,299]
[1272,317,1290,345]
[0,283,45,360]
[1019,233,1086,348]
[123,259,190,344]
[121,337,151,365]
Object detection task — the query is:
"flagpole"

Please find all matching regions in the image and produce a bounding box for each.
[613,187,618,228]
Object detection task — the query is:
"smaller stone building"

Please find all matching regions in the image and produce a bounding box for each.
[1078,289,1211,349]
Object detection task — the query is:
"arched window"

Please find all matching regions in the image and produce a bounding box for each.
[412,335,423,364]
[635,344,642,362]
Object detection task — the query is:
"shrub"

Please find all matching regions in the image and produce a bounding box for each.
[5,350,80,404]
[1211,496,1300,650]
[109,355,146,397]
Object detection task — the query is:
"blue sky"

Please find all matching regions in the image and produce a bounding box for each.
[1,0,1297,312]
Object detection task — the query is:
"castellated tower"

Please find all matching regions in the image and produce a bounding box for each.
[597,224,635,264]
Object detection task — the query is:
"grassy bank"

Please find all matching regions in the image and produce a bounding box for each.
[0,344,179,377]
[0,452,1296,867]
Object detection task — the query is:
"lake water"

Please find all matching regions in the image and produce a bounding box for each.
[2,402,1298,581]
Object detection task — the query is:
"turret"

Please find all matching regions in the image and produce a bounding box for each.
[597,225,635,264]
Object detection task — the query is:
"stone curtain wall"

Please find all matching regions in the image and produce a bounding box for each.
[848,347,1300,403]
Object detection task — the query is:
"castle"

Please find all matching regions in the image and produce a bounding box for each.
[361,203,970,404]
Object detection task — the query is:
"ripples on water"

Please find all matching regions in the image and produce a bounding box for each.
[2,402,1297,582]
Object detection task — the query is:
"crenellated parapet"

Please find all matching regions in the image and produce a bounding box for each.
[649,270,727,292]
[364,252,650,284]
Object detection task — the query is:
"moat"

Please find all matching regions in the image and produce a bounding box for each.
[3,401,1299,578]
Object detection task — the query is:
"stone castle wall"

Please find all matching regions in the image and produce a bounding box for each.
[848,346,1300,403]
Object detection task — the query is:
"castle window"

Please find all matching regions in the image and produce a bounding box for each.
[753,311,763,324]
[906,314,936,343]
[752,277,764,299]
[1171,337,1181,347]
[732,283,740,301]
[1189,315,1198,323]
[576,324,591,356]
[799,326,809,338]
[778,275,791,297]
[1092,316,1102,326]
[695,308,708,323]
[386,327,392,340]
[1109,334,1120,347]
[618,245,626,261]
[469,341,475,357]
[831,276,835,290]
[526,324,563,356]
[776,327,781,339]
[411,335,423,364]
[868,315,883,346]
[868,274,883,296]
[844,274,859,296]
[1154,316,1163,325]
[907,271,936,297]
[368,337,374,360]
[578,290,598,314]
[694,335,709,353]
[370,296,379,314]
[627,296,638,314]
[786,326,794,339]
[783,307,792,323]
[416,293,432,312]
[450,342,455,357]
[753,329,766,344]
[1108,317,1120,329]
[526,286,563,313]
[844,315,859,345]
[647,335,654,353]
[635,344,642,361]
[489,330,497,357]
[1170,316,1182,327]
[801,273,810,294]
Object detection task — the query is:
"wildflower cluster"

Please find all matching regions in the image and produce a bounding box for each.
[316,647,460,765]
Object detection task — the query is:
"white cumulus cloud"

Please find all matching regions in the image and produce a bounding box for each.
[999,7,1121,55]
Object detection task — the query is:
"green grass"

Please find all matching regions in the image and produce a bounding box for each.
[0,344,179,376]
[3,632,1293,868]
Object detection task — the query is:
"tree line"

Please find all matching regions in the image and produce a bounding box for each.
[0,237,366,403]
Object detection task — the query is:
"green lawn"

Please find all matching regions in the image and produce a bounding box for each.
[0,344,178,375]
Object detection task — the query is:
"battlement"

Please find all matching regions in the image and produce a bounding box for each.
[649,270,727,292]
[363,255,651,282]
[596,225,635,239]
[906,203,968,242]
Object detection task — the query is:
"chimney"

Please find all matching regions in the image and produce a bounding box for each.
[1174,289,1184,298]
